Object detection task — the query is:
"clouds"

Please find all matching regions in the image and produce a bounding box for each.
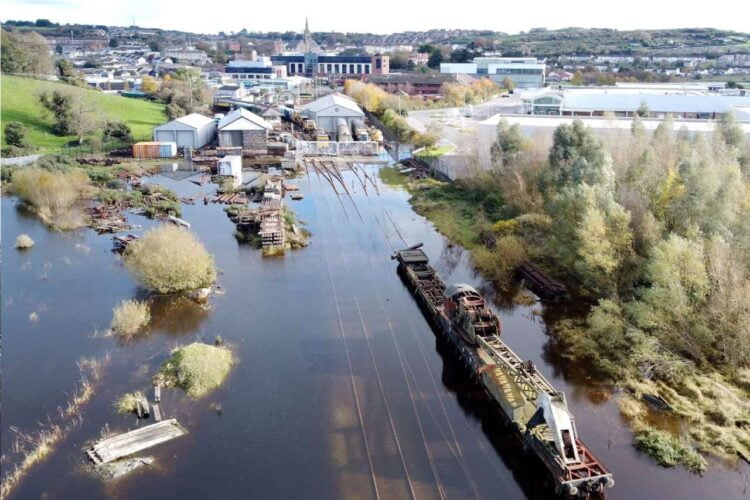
[4,0,748,35]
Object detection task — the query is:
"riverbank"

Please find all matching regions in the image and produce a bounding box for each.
[380,164,750,472]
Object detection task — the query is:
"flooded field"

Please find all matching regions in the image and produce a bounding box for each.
[2,163,749,499]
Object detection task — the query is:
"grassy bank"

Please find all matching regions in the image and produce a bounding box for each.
[0,75,165,150]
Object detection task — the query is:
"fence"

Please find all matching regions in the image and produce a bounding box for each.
[53,137,151,159]
[296,141,380,156]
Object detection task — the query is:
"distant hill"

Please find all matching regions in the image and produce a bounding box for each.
[0,75,166,150]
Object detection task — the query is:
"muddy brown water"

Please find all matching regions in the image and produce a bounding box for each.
[2,164,748,499]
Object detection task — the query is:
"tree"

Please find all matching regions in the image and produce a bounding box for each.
[109,38,119,48]
[56,59,86,87]
[490,119,524,168]
[427,49,443,69]
[636,100,650,117]
[571,70,584,86]
[4,122,28,148]
[141,75,158,94]
[1,29,53,76]
[102,120,132,142]
[38,90,99,142]
[39,90,74,135]
[544,120,613,192]
[501,76,515,91]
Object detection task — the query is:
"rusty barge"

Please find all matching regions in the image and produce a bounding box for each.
[392,245,614,497]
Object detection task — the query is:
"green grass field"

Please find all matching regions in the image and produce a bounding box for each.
[415,145,455,158]
[1,75,166,150]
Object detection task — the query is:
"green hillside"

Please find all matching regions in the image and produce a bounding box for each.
[1,75,166,150]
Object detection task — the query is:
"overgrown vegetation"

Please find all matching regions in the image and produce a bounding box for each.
[408,114,750,469]
[113,391,144,415]
[153,342,234,398]
[124,225,216,294]
[344,79,500,142]
[110,300,151,338]
[9,167,92,229]
[633,428,706,473]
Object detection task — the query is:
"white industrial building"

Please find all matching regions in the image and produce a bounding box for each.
[300,93,365,135]
[217,108,272,149]
[441,57,546,88]
[153,113,217,149]
[518,87,750,119]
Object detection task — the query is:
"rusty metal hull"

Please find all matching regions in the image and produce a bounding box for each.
[394,249,613,497]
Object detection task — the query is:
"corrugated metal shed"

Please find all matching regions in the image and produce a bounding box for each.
[218,108,272,131]
[153,113,217,149]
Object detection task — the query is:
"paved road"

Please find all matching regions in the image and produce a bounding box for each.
[407,95,523,152]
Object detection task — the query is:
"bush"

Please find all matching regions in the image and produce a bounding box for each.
[4,121,28,147]
[102,120,132,143]
[14,234,35,249]
[124,225,216,294]
[113,391,144,414]
[633,428,706,473]
[110,299,151,337]
[154,342,233,398]
[10,167,90,229]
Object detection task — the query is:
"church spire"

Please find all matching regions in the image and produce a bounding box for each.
[304,17,310,36]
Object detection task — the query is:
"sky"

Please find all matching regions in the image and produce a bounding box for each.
[3,0,749,35]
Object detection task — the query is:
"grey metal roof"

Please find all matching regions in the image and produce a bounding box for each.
[562,93,750,113]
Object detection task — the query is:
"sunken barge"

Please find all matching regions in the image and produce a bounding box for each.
[392,245,614,497]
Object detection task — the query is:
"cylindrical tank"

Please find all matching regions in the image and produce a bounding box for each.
[336,118,352,142]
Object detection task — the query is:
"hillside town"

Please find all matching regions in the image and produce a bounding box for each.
[2,8,750,500]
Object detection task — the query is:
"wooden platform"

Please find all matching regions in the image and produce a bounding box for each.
[86,419,187,465]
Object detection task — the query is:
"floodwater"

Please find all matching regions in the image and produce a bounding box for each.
[2,163,749,500]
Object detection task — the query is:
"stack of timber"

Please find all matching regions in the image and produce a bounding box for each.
[517,260,567,299]
[86,419,187,465]
[212,193,249,205]
[398,157,431,180]
[86,204,133,233]
[112,234,139,253]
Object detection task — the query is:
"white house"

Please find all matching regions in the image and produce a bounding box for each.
[217,108,272,150]
[301,93,364,135]
[153,113,217,149]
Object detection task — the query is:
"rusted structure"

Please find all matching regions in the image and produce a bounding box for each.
[112,234,139,253]
[392,246,613,497]
[517,260,567,299]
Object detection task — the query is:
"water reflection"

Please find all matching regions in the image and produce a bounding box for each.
[146,295,211,336]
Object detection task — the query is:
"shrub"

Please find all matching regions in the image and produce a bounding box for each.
[10,167,90,229]
[110,299,151,337]
[102,120,133,143]
[114,391,144,414]
[14,234,35,249]
[124,225,216,294]
[4,121,28,147]
[154,342,233,398]
[633,428,706,473]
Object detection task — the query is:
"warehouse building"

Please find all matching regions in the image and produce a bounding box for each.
[153,113,217,149]
[300,94,364,135]
[519,88,750,119]
[217,108,272,150]
[441,57,546,88]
